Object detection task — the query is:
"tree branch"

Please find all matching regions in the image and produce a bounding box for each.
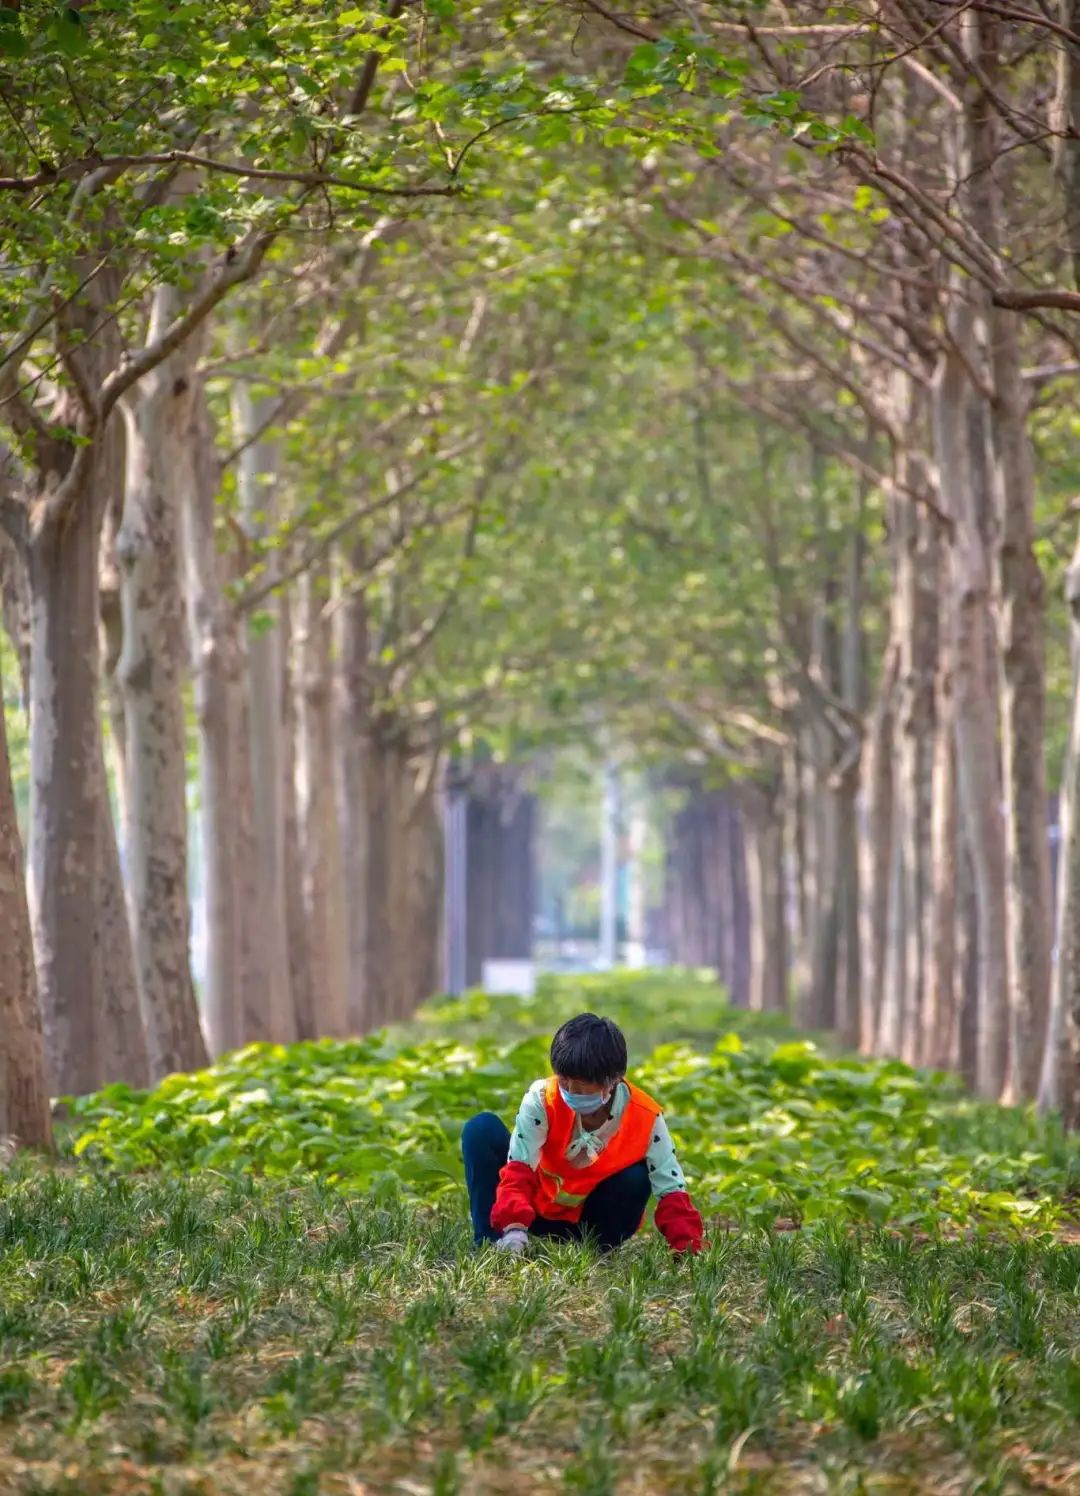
[578,0,660,42]
[348,0,410,115]
[993,287,1080,312]
[0,150,455,198]
[98,228,273,423]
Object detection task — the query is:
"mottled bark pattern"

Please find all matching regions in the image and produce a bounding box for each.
[181,380,244,1057]
[27,490,107,1096]
[118,324,209,1080]
[295,570,348,1037]
[234,386,295,1044]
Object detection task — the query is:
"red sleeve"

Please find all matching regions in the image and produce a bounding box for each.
[490,1160,540,1232]
[654,1190,705,1254]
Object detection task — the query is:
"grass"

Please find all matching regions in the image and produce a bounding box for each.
[2,971,1080,1493]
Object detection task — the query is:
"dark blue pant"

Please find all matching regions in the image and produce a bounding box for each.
[461,1110,650,1251]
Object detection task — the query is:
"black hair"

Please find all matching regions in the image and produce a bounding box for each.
[550,1013,628,1085]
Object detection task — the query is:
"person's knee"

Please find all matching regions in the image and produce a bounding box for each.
[461,1111,508,1159]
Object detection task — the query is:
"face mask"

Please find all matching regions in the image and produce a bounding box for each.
[559,1085,610,1115]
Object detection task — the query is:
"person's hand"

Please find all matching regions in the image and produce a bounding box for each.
[494,1227,528,1256]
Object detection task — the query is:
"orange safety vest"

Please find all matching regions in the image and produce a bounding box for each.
[536,1076,662,1222]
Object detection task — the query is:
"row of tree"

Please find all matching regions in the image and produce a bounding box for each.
[3,0,1080,1149]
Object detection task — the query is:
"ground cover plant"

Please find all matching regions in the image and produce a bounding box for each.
[65,974,1080,1233]
[2,974,1080,1493]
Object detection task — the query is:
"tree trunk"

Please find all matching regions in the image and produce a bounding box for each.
[233,386,295,1044]
[923,655,958,1069]
[740,775,787,1013]
[117,310,208,1080]
[98,420,129,846]
[336,571,374,1031]
[835,519,865,1049]
[880,455,938,1062]
[463,761,537,986]
[992,312,1052,1099]
[860,640,897,1054]
[599,761,620,967]
[0,652,53,1149]
[964,10,1052,1099]
[27,477,145,1096]
[933,309,1010,1097]
[281,589,317,1040]
[729,798,751,1006]
[295,569,348,1037]
[835,763,861,1049]
[1046,533,1080,1121]
[625,794,648,970]
[1039,2,1080,1116]
[180,378,245,1057]
[401,753,444,1014]
[805,768,840,1031]
[957,833,980,1088]
[95,751,151,1089]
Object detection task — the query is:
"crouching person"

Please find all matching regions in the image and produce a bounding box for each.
[462,1012,705,1256]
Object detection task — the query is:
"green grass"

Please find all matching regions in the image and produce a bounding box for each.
[2,971,1080,1493]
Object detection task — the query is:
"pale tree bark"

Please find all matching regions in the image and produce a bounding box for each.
[281,589,316,1040]
[991,313,1052,1099]
[363,724,394,1027]
[923,644,957,1069]
[860,640,897,1054]
[0,654,52,1149]
[740,774,787,1013]
[95,745,151,1089]
[625,793,648,970]
[781,732,808,999]
[600,760,620,968]
[957,836,980,1089]
[788,721,814,1006]
[335,568,373,1032]
[932,320,1008,1095]
[233,661,270,1043]
[117,293,208,1079]
[880,447,938,1063]
[836,520,865,1049]
[232,385,295,1044]
[804,758,839,1031]
[1046,534,1080,1122]
[295,569,348,1037]
[964,10,1052,1099]
[98,421,129,844]
[180,379,244,1057]
[803,484,844,1032]
[1039,0,1080,1117]
[384,743,436,1020]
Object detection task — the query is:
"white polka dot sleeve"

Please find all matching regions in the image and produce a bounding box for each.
[646,1114,687,1199]
[506,1079,549,1168]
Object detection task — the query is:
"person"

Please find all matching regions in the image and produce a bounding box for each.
[461,1012,706,1256]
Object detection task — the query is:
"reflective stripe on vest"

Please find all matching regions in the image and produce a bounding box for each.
[535,1076,662,1223]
